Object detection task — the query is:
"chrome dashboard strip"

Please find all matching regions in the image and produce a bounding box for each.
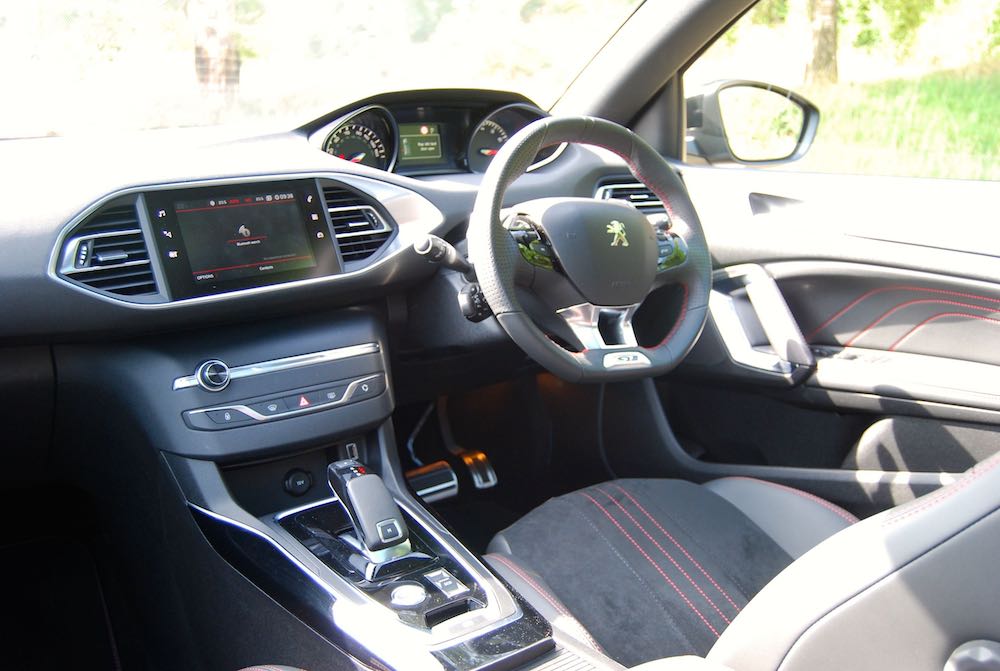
[172,342,380,390]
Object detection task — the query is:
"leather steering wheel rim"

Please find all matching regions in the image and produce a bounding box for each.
[467,116,712,383]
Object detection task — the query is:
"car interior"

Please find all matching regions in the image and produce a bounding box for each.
[3,1,999,670]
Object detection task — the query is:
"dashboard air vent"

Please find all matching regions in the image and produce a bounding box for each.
[322,185,393,263]
[60,201,158,297]
[595,182,666,215]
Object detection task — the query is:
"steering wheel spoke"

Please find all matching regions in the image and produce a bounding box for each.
[557,302,640,351]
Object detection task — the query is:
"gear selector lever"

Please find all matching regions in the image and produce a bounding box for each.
[328,459,409,552]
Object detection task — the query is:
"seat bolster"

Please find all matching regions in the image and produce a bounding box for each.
[702,478,857,559]
[708,453,1000,671]
[483,551,606,656]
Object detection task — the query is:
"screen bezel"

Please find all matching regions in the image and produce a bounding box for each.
[146,178,341,299]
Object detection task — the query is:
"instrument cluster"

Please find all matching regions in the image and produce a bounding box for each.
[314,96,562,176]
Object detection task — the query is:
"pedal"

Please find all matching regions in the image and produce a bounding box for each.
[460,450,497,490]
[406,460,459,502]
[435,398,499,491]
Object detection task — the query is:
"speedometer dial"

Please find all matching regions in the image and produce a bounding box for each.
[321,105,398,172]
[324,123,388,169]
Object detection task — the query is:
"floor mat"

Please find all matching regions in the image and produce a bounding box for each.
[2,539,119,670]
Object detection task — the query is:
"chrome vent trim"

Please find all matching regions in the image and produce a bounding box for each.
[595,182,666,214]
[59,202,158,296]
[322,185,394,262]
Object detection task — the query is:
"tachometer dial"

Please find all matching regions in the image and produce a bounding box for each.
[324,123,389,170]
[467,104,560,173]
[467,119,509,173]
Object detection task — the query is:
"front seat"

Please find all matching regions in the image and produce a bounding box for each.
[485,454,1000,670]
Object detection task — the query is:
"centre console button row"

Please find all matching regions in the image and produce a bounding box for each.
[183,373,387,431]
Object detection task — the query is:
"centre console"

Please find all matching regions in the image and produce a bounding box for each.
[54,304,565,670]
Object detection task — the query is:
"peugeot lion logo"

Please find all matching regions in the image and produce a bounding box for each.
[607,220,629,247]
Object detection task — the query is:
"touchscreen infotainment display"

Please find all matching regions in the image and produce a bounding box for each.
[175,189,316,284]
[147,179,340,299]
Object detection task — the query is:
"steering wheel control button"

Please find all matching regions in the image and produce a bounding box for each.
[249,398,287,416]
[424,569,470,598]
[283,469,313,496]
[376,518,403,543]
[348,376,386,402]
[390,584,427,609]
[656,232,688,271]
[195,359,231,392]
[206,408,251,425]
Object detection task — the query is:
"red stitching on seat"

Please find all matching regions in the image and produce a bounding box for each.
[596,487,732,624]
[884,453,1000,526]
[488,553,604,652]
[611,484,741,612]
[887,312,1000,351]
[844,299,998,347]
[806,285,1000,342]
[580,491,721,638]
[717,477,859,524]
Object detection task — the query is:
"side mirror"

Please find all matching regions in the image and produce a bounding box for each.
[686,80,819,166]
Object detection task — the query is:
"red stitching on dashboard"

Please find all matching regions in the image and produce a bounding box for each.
[580,491,721,637]
[612,484,741,612]
[887,312,1000,351]
[596,487,732,625]
[806,286,1000,342]
[844,299,998,347]
[717,477,859,524]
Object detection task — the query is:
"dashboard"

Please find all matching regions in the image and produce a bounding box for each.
[308,90,563,176]
[0,88,651,342]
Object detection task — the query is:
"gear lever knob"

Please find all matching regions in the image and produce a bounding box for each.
[328,459,408,552]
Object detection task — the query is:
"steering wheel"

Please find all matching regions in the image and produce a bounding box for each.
[468,116,712,383]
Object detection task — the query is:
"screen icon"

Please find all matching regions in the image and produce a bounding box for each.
[161,230,173,239]
[167,250,179,259]
[237,224,251,238]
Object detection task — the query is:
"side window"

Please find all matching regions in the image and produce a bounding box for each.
[682,0,1000,180]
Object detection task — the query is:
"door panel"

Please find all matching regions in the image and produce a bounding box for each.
[656,164,1000,494]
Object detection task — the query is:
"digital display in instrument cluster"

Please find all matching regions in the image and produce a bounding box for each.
[398,123,445,166]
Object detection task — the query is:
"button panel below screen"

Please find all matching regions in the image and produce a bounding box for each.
[183,373,387,430]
